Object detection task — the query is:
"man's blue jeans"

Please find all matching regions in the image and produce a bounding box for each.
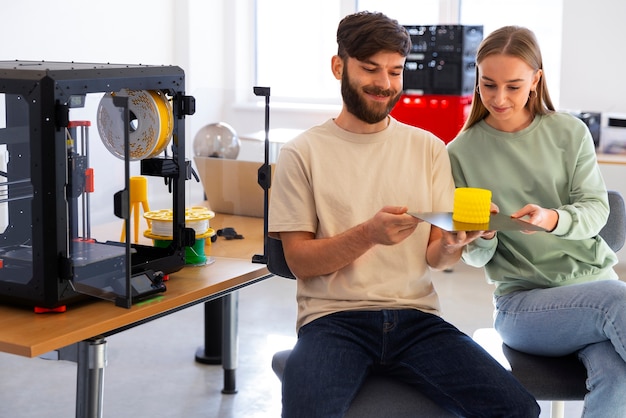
[282,309,539,417]
[495,279,626,418]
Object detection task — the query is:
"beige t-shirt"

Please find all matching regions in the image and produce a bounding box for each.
[268,117,455,331]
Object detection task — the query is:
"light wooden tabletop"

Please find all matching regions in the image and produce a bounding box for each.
[0,213,269,358]
[597,153,626,165]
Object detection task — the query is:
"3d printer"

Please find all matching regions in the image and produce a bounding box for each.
[0,60,196,309]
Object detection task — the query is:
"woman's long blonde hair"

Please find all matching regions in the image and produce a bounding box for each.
[462,26,555,131]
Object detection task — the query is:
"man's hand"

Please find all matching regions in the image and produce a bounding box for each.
[279,205,420,279]
[439,229,488,254]
[440,202,500,245]
[363,206,421,245]
[481,201,500,240]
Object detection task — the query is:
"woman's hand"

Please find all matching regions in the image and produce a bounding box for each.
[511,204,558,233]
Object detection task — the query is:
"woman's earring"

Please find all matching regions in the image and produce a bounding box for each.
[530,90,538,99]
[475,85,480,94]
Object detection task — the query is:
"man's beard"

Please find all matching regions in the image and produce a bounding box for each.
[341,70,402,124]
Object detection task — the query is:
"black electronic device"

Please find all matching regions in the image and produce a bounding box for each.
[403,25,483,96]
[0,61,196,309]
[571,111,601,148]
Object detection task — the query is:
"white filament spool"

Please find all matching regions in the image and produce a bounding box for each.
[143,207,214,238]
[97,89,173,160]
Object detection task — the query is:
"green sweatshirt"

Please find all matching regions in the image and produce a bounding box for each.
[447,112,618,296]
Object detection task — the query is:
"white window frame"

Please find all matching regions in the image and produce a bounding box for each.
[251,0,459,107]
[246,0,562,108]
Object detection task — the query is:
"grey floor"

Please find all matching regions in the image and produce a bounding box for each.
[3,261,622,417]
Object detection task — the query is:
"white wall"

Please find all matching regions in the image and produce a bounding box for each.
[558,1,626,260]
[559,1,626,114]
[0,0,222,220]
[1,0,176,64]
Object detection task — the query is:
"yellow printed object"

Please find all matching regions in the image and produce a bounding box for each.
[452,188,492,224]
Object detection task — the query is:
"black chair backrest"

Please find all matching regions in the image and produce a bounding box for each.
[266,190,625,279]
[268,236,296,279]
[600,190,626,252]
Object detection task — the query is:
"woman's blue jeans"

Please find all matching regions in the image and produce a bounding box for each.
[281,309,539,418]
[494,280,626,418]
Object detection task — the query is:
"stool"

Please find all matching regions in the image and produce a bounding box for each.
[474,328,587,418]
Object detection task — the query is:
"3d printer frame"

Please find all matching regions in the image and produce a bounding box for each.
[0,60,196,309]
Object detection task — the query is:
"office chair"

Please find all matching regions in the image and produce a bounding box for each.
[268,237,456,417]
[269,190,626,418]
[474,189,626,418]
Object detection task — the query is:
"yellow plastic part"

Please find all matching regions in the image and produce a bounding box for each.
[120,176,151,243]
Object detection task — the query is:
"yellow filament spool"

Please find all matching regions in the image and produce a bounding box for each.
[143,206,215,239]
[143,207,216,266]
[97,89,173,160]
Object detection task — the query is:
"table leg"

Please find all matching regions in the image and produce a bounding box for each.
[222,291,239,394]
[75,337,107,418]
[195,299,223,364]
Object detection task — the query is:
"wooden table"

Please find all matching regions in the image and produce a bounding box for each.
[597,153,626,165]
[0,213,270,418]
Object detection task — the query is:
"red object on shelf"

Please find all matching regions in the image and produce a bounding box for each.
[34,305,67,314]
[390,94,473,144]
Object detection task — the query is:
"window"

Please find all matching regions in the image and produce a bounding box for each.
[255,0,445,105]
[255,0,346,105]
[357,0,450,25]
[254,0,563,106]
[460,0,563,107]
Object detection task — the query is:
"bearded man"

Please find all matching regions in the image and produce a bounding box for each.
[268,11,539,418]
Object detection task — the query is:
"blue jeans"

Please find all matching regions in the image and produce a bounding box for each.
[282,309,539,418]
[494,280,626,418]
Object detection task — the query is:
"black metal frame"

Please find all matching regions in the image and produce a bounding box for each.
[0,60,195,308]
[252,86,271,265]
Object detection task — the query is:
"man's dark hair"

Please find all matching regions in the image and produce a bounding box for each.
[336,11,412,61]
